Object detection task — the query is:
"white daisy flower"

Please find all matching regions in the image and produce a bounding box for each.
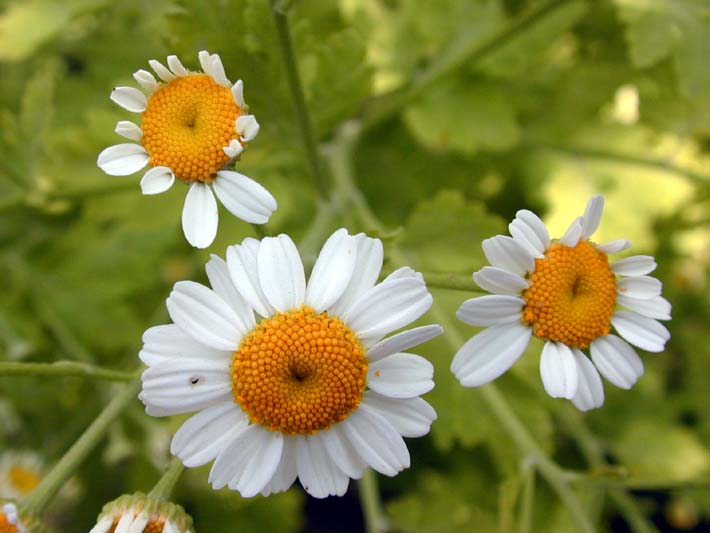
[97,51,277,249]
[0,452,42,501]
[139,229,441,498]
[451,195,671,411]
[89,493,193,533]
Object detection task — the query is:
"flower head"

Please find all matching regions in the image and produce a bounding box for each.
[451,195,671,410]
[97,51,277,248]
[89,493,193,533]
[139,229,441,498]
[0,452,42,501]
[0,501,46,533]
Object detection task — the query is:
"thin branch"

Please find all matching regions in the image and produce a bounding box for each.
[148,457,186,502]
[0,361,135,382]
[423,272,482,293]
[358,469,391,533]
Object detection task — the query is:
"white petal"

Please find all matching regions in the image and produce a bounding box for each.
[89,517,113,533]
[611,255,657,276]
[539,342,578,399]
[209,425,283,497]
[617,294,671,320]
[163,522,179,533]
[581,195,604,238]
[114,120,142,141]
[366,325,443,363]
[226,238,275,318]
[473,266,529,296]
[182,182,218,249]
[597,239,631,254]
[133,69,158,93]
[509,209,549,256]
[236,114,260,142]
[456,295,523,327]
[223,139,244,158]
[97,143,149,176]
[213,170,277,224]
[342,276,432,342]
[232,79,245,107]
[570,349,605,411]
[362,391,436,438]
[171,403,248,467]
[296,435,350,498]
[482,235,535,277]
[114,514,134,533]
[166,280,246,351]
[110,86,147,112]
[139,324,231,367]
[451,323,532,387]
[617,276,662,300]
[208,53,231,87]
[384,266,422,281]
[167,54,189,77]
[560,217,583,247]
[328,234,383,317]
[149,59,176,82]
[612,311,670,352]
[139,166,175,195]
[258,234,306,313]
[127,514,149,533]
[260,437,298,496]
[367,353,433,398]
[341,405,410,477]
[205,254,256,331]
[590,335,644,389]
[198,50,211,74]
[321,424,367,479]
[305,229,357,313]
[140,358,231,415]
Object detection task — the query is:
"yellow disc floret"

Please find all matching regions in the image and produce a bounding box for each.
[141,74,241,183]
[522,240,616,348]
[8,466,40,496]
[232,306,368,435]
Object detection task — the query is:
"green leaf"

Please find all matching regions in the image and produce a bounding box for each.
[404,77,520,155]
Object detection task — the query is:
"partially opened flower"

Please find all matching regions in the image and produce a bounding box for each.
[97,51,276,248]
[451,195,671,411]
[89,493,193,533]
[139,229,441,498]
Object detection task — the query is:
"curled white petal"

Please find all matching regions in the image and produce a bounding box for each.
[149,59,177,82]
[97,143,149,176]
[132,69,158,93]
[110,86,147,113]
[167,54,189,77]
[581,195,604,238]
[223,139,244,158]
[139,166,175,195]
[597,239,631,254]
[560,217,583,247]
[236,114,260,142]
[114,120,142,141]
[232,79,245,107]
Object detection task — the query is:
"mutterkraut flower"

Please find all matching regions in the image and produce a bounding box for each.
[97,51,276,249]
[451,195,671,411]
[139,229,441,498]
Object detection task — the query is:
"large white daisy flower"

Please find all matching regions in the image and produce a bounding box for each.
[139,229,441,498]
[451,195,671,411]
[97,51,276,249]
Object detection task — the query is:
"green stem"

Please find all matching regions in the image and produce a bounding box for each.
[358,469,390,533]
[270,0,329,199]
[251,223,269,238]
[0,361,135,381]
[518,465,536,533]
[422,272,482,293]
[148,457,185,502]
[360,0,573,133]
[21,378,141,516]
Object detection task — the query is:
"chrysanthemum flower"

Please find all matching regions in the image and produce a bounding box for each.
[97,51,277,248]
[0,452,42,501]
[139,229,441,498]
[89,493,193,533]
[451,195,671,410]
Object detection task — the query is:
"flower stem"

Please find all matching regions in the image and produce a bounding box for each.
[148,457,185,502]
[20,378,141,516]
[0,361,135,381]
[358,469,390,533]
[422,272,482,293]
[269,0,329,200]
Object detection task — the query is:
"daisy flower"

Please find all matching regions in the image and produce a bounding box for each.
[97,51,277,249]
[0,452,42,501]
[89,493,193,533]
[451,195,671,411]
[0,501,45,533]
[139,229,441,498]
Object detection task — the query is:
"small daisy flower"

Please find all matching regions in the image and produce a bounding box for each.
[97,51,277,249]
[0,501,45,533]
[0,452,42,501]
[139,229,441,498]
[451,195,671,411]
[89,493,193,533]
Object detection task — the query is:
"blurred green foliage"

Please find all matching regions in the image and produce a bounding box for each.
[0,0,708,531]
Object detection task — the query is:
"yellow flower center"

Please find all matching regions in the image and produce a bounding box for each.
[141,74,241,183]
[8,466,40,495]
[108,516,165,533]
[522,240,616,349]
[0,513,18,533]
[232,306,368,435]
